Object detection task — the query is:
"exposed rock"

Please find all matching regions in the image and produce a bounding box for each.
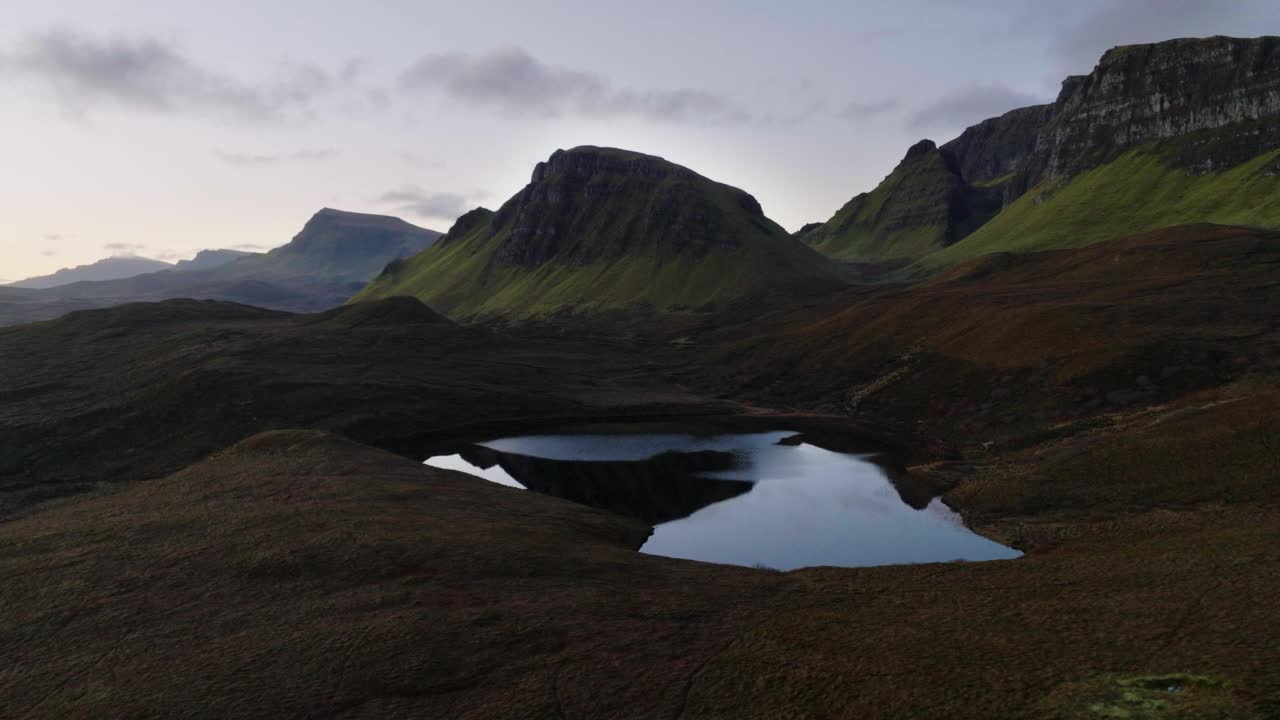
[1011,36,1280,195]
[940,103,1055,186]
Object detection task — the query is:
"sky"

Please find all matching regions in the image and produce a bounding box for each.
[1,0,1278,282]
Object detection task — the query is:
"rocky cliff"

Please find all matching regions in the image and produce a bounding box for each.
[1009,35,1280,196]
[492,146,767,267]
[940,103,1055,186]
[812,35,1280,267]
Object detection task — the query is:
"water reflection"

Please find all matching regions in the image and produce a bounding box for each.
[425,431,1021,570]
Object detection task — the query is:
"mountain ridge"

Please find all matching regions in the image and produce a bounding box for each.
[0,208,442,326]
[807,35,1280,269]
[10,255,174,289]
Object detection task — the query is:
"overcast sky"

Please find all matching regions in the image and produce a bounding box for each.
[1,0,1277,281]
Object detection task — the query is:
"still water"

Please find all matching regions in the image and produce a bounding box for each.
[425,431,1021,570]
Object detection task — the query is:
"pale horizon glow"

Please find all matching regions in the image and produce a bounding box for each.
[1,0,1277,282]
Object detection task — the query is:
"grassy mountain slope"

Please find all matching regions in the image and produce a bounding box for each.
[359,147,840,319]
[803,140,999,262]
[918,142,1280,270]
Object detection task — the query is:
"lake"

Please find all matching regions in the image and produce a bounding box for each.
[425,430,1021,570]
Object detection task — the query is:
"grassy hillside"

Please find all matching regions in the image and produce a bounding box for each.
[358,147,839,319]
[917,142,1280,270]
[805,140,1003,263]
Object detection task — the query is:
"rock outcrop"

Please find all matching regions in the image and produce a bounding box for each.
[1009,36,1280,196]
[940,104,1055,186]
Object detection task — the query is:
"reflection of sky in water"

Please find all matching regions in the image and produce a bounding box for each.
[425,453,525,488]
[425,432,1021,571]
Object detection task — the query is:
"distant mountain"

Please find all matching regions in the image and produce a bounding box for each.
[230,208,441,281]
[10,255,173,289]
[0,209,442,326]
[173,249,258,272]
[357,146,840,319]
[806,35,1280,272]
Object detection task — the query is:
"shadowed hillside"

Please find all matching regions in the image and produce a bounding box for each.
[0,296,721,516]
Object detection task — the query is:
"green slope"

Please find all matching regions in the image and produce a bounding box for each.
[917,142,1280,270]
[804,140,1000,262]
[357,147,840,319]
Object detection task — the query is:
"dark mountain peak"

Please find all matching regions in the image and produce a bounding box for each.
[359,146,838,319]
[531,146,696,185]
[303,207,427,234]
[443,207,495,240]
[904,139,939,159]
[484,145,775,268]
[803,134,999,262]
[940,103,1056,186]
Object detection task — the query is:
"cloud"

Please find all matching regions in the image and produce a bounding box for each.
[339,57,366,84]
[397,151,444,170]
[376,185,470,220]
[399,47,750,125]
[231,243,270,252]
[839,98,900,123]
[1056,0,1254,71]
[907,85,1044,132]
[103,242,148,256]
[215,148,339,166]
[0,29,332,122]
[43,233,65,242]
[40,249,59,257]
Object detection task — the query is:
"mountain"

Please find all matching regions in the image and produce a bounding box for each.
[173,249,258,272]
[357,146,841,319]
[0,209,442,326]
[921,35,1280,268]
[801,140,1002,262]
[231,208,440,281]
[10,255,173,289]
[807,35,1280,271]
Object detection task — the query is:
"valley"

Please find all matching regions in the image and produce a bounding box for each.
[2,31,1279,720]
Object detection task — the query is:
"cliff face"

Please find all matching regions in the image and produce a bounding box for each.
[812,35,1280,266]
[491,146,767,267]
[940,104,1055,186]
[1010,36,1280,195]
